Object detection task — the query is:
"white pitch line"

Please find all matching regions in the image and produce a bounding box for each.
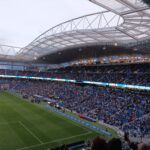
[19,121,43,144]
[16,131,92,150]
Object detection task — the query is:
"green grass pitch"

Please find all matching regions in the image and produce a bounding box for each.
[0,91,116,150]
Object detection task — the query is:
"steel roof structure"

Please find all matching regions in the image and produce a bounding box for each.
[0,0,150,61]
[0,45,21,60]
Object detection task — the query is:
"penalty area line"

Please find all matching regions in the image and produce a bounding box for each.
[19,121,43,144]
[16,131,92,150]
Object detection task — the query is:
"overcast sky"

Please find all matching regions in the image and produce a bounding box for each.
[0,0,104,47]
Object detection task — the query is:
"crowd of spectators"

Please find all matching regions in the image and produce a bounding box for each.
[0,63,150,140]
[0,63,149,86]
[123,115,150,138]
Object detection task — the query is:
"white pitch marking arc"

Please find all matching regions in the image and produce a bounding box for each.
[16,131,92,150]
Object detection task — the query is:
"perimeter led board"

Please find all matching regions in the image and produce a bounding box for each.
[0,74,150,91]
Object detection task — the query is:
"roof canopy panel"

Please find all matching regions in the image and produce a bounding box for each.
[0,0,150,62]
[91,0,148,14]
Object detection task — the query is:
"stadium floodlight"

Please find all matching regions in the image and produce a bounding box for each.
[114,43,118,46]
[34,56,37,60]
[102,46,106,50]
[133,48,138,51]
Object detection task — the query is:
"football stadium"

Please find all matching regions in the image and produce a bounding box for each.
[0,0,150,150]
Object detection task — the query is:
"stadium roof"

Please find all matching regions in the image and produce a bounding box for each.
[0,0,150,62]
